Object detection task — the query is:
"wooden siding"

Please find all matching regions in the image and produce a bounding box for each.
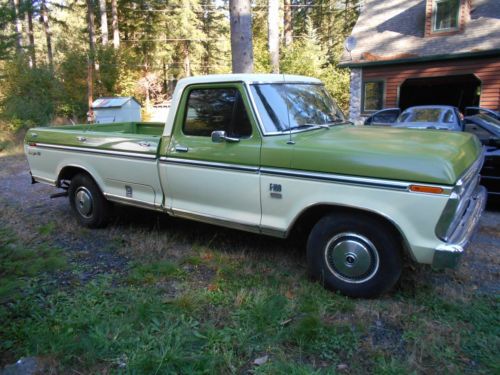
[362,56,500,110]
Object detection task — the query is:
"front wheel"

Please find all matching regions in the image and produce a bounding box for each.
[68,173,111,228]
[307,213,402,298]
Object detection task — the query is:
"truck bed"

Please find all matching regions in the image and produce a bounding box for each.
[27,122,164,156]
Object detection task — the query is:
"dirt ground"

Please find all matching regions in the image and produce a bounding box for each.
[1,153,499,297]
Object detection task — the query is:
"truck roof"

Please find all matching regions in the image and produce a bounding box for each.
[177,74,322,86]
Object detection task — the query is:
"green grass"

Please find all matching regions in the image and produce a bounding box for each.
[0,229,66,304]
[0,227,498,374]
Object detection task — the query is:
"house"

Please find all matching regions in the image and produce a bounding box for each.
[91,97,142,123]
[340,0,500,123]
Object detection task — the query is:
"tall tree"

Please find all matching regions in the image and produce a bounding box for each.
[283,0,292,47]
[111,0,119,49]
[99,0,109,45]
[40,0,53,72]
[86,0,96,120]
[229,0,253,73]
[268,0,279,73]
[11,0,22,54]
[25,1,36,67]
[200,0,230,74]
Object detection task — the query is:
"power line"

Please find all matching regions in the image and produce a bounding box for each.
[119,35,316,43]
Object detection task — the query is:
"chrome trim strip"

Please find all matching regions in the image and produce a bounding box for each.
[35,143,157,160]
[160,157,259,173]
[103,193,164,211]
[160,157,451,193]
[261,167,411,191]
[32,175,57,186]
[172,208,262,234]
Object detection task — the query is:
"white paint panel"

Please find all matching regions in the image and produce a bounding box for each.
[25,146,162,207]
[165,164,261,225]
[260,174,449,264]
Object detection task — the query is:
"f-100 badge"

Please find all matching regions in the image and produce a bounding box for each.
[269,183,282,199]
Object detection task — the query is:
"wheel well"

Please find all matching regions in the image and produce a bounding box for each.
[57,166,92,188]
[289,204,412,259]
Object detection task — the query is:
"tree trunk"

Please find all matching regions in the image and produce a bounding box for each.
[283,0,292,47]
[99,0,109,45]
[41,0,53,72]
[183,41,191,77]
[268,0,279,73]
[229,0,253,73]
[25,4,36,67]
[86,0,96,121]
[111,0,120,49]
[12,0,23,54]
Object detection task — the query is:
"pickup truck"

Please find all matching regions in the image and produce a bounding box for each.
[25,74,487,297]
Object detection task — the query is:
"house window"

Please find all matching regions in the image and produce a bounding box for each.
[433,0,460,32]
[363,81,384,112]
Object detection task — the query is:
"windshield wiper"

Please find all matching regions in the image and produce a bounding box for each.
[287,124,317,131]
[287,119,348,132]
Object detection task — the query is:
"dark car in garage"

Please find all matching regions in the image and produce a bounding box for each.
[464,114,500,201]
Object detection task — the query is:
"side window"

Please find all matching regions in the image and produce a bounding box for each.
[373,110,399,124]
[183,88,252,138]
[443,110,455,123]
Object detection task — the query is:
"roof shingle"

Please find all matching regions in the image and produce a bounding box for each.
[341,0,500,65]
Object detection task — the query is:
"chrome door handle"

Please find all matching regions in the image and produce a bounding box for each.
[138,141,151,148]
[175,146,188,153]
[77,136,87,142]
[30,132,38,138]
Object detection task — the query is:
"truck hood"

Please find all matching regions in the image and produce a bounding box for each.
[290,126,482,185]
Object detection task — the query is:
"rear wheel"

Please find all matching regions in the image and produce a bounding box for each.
[68,173,111,228]
[307,213,402,298]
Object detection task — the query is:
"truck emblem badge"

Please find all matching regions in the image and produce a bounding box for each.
[269,183,282,199]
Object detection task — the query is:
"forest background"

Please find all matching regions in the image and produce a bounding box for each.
[0,0,361,133]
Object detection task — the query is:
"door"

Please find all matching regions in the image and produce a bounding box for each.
[163,83,262,228]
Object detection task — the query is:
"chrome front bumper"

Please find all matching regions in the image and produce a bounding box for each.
[432,185,487,269]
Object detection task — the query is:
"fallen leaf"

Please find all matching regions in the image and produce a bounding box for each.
[207,284,218,291]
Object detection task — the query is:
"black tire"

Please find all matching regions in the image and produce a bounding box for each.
[68,173,111,228]
[306,213,402,298]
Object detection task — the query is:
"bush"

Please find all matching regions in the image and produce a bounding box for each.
[0,58,60,128]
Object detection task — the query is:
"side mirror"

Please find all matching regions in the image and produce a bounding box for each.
[211,130,240,143]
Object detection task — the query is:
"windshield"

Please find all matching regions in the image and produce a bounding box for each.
[250,83,346,133]
[476,114,500,131]
[398,108,444,123]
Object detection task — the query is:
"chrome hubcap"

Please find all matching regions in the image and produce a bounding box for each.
[75,187,93,218]
[324,233,379,283]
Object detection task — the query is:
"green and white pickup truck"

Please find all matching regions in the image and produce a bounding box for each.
[25,74,487,297]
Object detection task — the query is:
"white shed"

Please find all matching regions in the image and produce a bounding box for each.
[92,97,142,123]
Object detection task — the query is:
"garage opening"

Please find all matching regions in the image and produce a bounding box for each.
[399,74,481,112]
